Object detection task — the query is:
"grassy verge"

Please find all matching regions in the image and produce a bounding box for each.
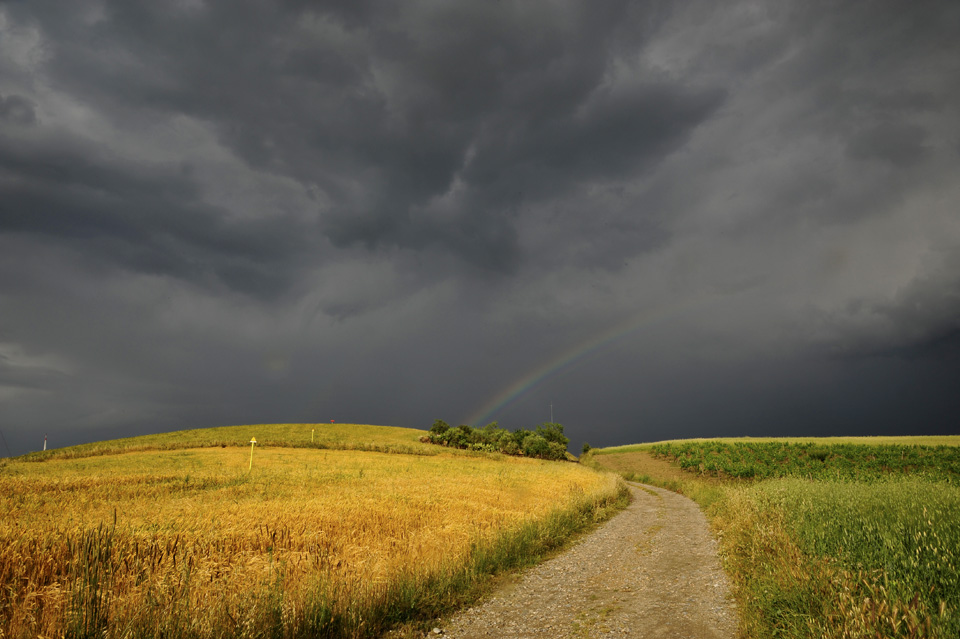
[584,441,960,638]
[362,479,629,638]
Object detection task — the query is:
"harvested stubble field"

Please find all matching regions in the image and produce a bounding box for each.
[586,436,960,639]
[0,424,625,639]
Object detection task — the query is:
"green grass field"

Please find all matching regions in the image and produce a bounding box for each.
[585,435,960,639]
[594,435,960,455]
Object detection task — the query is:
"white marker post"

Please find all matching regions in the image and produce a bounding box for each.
[311,429,315,443]
[43,434,47,451]
[249,437,257,471]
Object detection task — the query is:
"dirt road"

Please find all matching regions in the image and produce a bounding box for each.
[437,483,738,638]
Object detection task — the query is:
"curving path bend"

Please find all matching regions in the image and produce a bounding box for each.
[436,483,738,638]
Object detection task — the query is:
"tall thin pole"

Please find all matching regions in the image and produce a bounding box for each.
[0,429,11,458]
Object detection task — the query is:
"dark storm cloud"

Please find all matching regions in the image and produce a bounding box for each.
[0,352,67,393]
[4,0,716,274]
[846,123,928,167]
[0,93,36,126]
[815,250,960,361]
[0,131,311,297]
[1,0,959,456]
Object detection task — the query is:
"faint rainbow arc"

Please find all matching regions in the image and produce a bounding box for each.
[463,298,706,426]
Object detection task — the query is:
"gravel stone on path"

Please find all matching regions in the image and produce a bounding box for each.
[436,483,738,638]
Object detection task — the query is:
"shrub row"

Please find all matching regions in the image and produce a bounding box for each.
[424,420,570,460]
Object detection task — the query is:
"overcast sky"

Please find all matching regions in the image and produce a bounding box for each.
[2,0,959,456]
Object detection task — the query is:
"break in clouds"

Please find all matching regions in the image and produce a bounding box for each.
[1,0,959,455]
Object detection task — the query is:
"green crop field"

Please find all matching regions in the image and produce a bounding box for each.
[596,435,960,455]
[585,436,960,639]
[0,424,626,639]
[650,440,960,480]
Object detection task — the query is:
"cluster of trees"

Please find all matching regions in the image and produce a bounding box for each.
[424,420,570,460]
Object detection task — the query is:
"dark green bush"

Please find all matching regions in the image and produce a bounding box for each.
[522,434,550,458]
[512,429,533,447]
[536,423,569,448]
[445,428,468,449]
[425,420,572,460]
[547,442,567,461]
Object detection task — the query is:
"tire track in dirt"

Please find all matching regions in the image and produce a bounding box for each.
[435,483,738,638]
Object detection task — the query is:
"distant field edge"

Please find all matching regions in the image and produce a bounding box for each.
[13,422,436,462]
[593,434,960,455]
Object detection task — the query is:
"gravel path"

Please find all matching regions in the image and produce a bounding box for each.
[435,483,738,638]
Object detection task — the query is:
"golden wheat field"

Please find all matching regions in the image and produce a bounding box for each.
[0,426,622,639]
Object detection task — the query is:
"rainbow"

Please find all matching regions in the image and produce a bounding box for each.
[462,297,708,426]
